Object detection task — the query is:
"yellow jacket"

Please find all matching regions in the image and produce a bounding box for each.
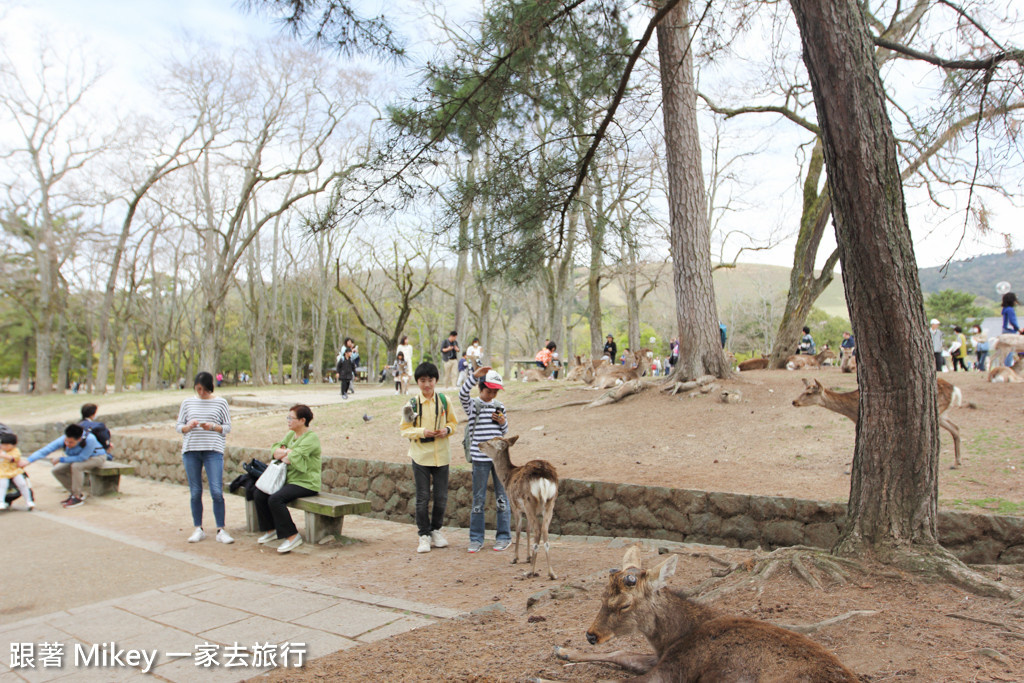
[0,446,24,478]
[400,393,458,467]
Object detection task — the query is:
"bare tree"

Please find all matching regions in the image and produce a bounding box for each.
[0,41,109,393]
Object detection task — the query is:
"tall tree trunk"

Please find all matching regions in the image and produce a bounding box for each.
[584,179,606,359]
[790,0,941,559]
[657,0,728,381]
[19,345,30,394]
[624,235,641,355]
[769,140,840,367]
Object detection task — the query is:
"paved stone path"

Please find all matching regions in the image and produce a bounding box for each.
[0,511,458,682]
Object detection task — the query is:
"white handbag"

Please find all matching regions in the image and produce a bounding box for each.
[255,460,287,495]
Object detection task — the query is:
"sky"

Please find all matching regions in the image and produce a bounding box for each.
[2,0,1021,274]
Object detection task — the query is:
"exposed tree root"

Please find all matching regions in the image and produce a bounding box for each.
[582,379,648,409]
[660,374,716,396]
[776,610,877,634]
[839,540,1023,600]
[542,400,592,411]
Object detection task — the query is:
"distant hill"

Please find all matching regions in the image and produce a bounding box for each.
[918,250,1024,299]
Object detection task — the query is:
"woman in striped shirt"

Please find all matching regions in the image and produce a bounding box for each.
[176,372,233,544]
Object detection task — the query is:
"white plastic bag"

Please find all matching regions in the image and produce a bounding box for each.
[255,460,287,495]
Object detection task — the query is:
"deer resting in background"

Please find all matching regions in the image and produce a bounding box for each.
[785,347,836,370]
[988,366,1024,383]
[738,356,770,371]
[543,546,858,682]
[479,435,559,579]
[792,377,963,467]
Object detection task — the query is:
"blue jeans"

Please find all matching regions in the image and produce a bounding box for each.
[183,450,225,529]
[470,460,510,544]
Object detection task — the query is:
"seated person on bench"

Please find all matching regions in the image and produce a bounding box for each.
[255,404,322,554]
[25,424,107,508]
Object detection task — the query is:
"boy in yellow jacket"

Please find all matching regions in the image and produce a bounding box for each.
[400,362,458,554]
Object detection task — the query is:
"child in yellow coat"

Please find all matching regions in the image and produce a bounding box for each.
[0,433,33,510]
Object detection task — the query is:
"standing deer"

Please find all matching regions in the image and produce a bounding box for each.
[539,546,857,682]
[479,435,559,579]
[792,377,963,467]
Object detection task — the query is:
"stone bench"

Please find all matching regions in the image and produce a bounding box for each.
[83,461,136,496]
[230,489,371,544]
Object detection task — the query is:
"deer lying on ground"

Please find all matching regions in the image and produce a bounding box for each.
[566,355,607,383]
[988,366,1024,383]
[522,363,555,382]
[539,546,857,683]
[785,346,835,370]
[479,435,559,579]
[738,356,770,371]
[990,333,1024,367]
[792,377,963,467]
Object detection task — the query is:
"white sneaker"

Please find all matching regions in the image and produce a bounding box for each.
[257,531,276,544]
[0,502,8,510]
[26,500,35,510]
[187,528,206,543]
[278,535,303,554]
[216,529,234,544]
[417,535,432,553]
[430,530,449,548]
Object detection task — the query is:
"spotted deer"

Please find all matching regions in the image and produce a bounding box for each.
[479,435,559,579]
[539,546,857,682]
[792,377,963,467]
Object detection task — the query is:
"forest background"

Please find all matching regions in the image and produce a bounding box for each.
[1,0,1021,393]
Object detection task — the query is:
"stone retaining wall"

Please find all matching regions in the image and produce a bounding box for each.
[8,405,185,451]
[115,434,1024,565]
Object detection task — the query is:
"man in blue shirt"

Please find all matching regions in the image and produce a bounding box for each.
[26,424,108,508]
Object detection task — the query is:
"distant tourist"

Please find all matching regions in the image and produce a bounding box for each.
[1001,292,1021,366]
[930,319,944,371]
[440,331,460,387]
[970,325,988,371]
[79,403,112,456]
[396,335,414,370]
[466,338,483,368]
[798,326,816,355]
[603,334,617,363]
[336,349,356,399]
[949,326,968,372]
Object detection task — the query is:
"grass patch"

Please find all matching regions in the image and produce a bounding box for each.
[944,497,1024,515]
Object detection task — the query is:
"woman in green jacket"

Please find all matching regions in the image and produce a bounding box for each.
[255,404,322,554]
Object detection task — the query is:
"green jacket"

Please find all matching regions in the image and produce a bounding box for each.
[270,430,322,492]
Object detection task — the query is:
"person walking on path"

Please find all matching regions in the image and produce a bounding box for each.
[466,338,483,368]
[400,362,457,554]
[949,326,968,372]
[440,331,460,387]
[255,404,321,554]
[25,424,107,508]
[176,371,233,544]
[930,319,945,372]
[336,349,356,399]
[970,325,989,371]
[396,335,414,371]
[460,365,511,553]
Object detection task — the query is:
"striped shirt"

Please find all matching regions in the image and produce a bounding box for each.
[459,373,508,462]
[176,397,232,454]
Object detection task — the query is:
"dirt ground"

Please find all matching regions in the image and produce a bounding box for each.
[14,472,1024,682]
